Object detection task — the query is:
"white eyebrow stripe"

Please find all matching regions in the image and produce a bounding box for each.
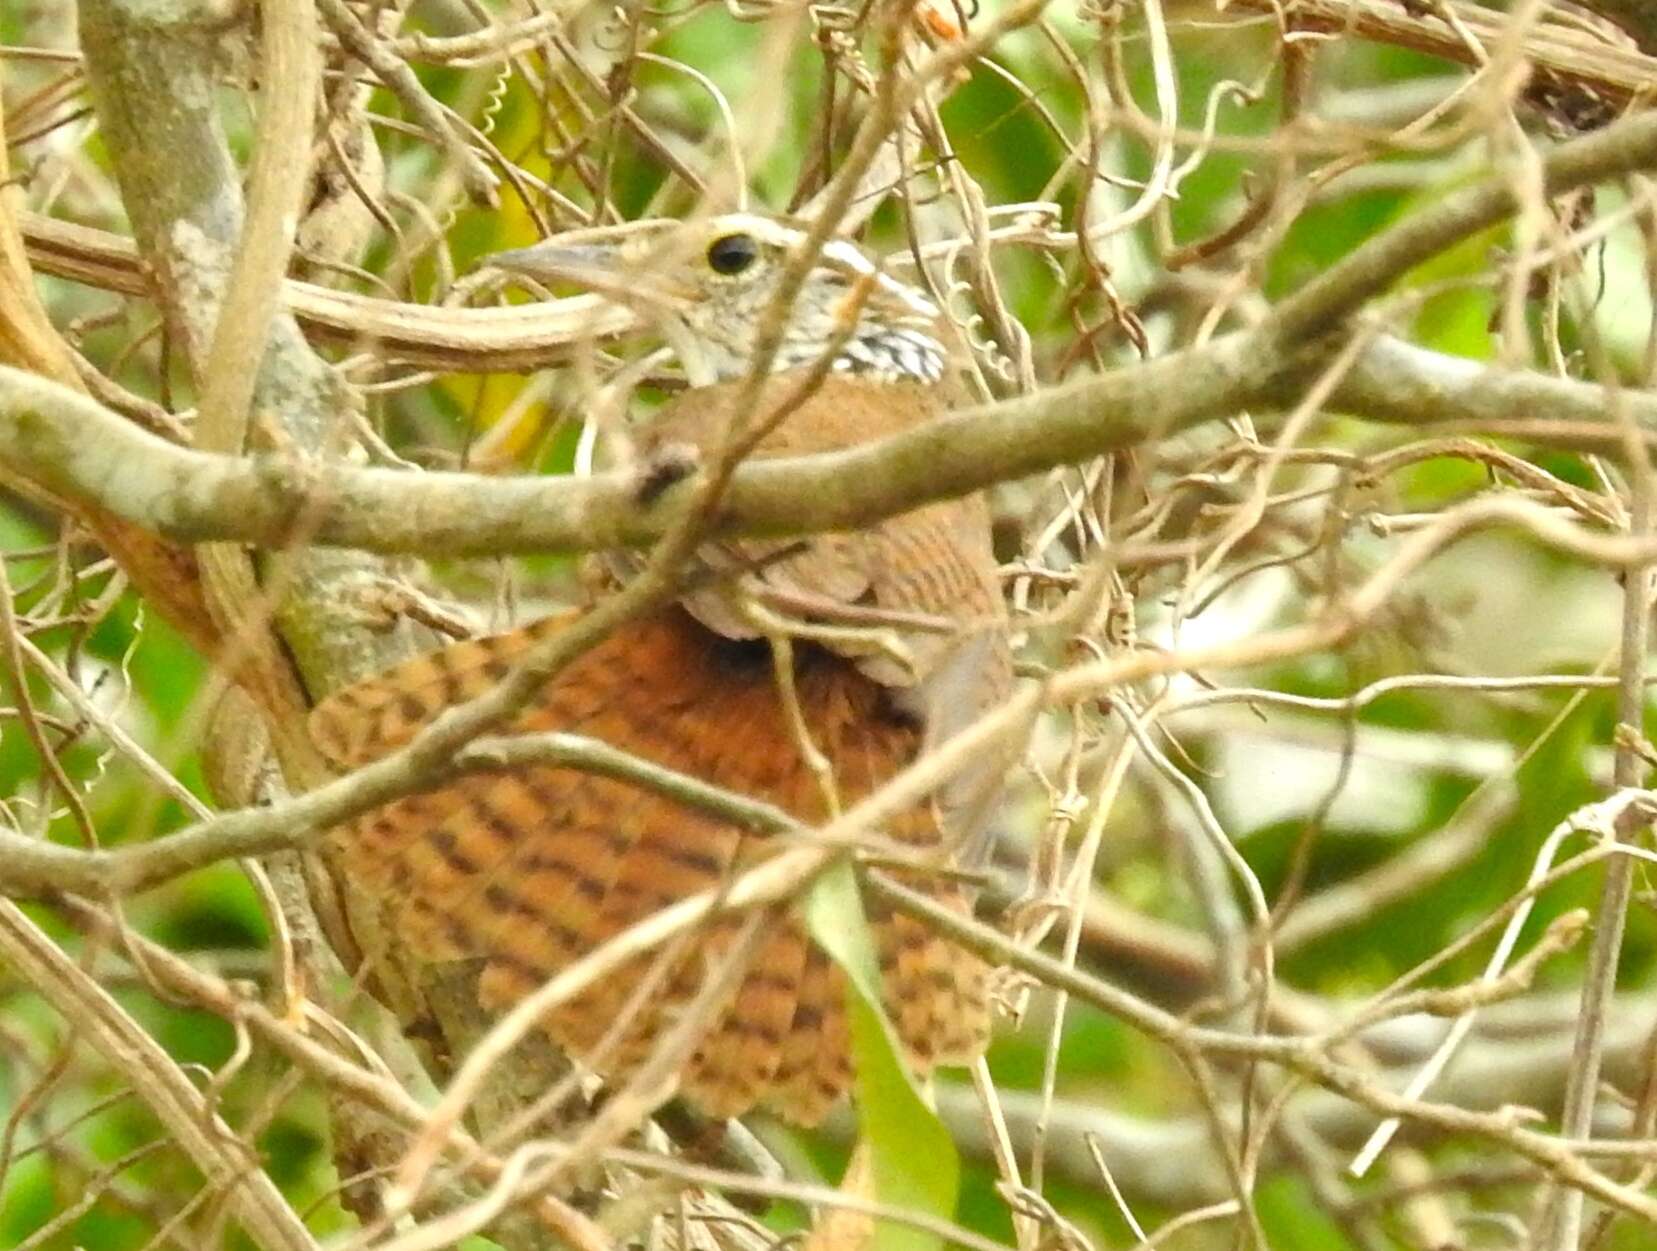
[820,238,876,274]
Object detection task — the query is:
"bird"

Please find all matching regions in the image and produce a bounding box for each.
[308,212,1012,1125]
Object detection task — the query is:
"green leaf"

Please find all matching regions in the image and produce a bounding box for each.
[804,860,959,1251]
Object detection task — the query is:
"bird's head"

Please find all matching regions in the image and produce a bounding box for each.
[489,212,949,387]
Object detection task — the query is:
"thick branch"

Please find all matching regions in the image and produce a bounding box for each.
[2,328,1653,556]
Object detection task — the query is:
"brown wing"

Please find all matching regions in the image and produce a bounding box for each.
[640,371,1014,844]
[310,606,987,1123]
[640,372,991,651]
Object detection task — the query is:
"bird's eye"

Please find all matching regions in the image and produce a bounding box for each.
[706,232,758,275]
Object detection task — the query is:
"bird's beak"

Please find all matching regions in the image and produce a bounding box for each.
[488,221,699,314]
